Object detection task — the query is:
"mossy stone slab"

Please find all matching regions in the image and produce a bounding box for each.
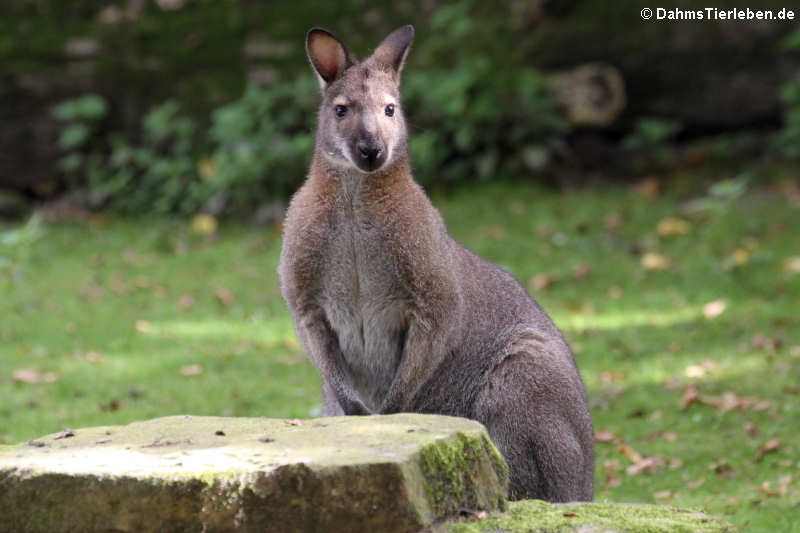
[0,414,508,533]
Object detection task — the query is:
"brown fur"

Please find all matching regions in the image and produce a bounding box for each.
[278,25,594,501]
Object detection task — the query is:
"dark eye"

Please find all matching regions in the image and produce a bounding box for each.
[334,105,347,119]
[384,104,395,117]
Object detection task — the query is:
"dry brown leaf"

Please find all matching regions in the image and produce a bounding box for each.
[680,384,699,410]
[756,439,781,460]
[709,460,734,478]
[595,430,618,443]
[215,287,235,306]
[528,273,558,291]
[668,458,684,469]
[702,299,727,319]
[605,473,621,487]
[483,224,506,240]
[626,456,661,475]
[604,212,623,231]
[573,263,591,279]
[85,351,104,364]
[653,490,673,500]
[180,364,203,377]
[135,320,152,333]
[284,419,303,426]
[685,359,718,378]
[178,294,195,310]
[657,217,691,237]
[603,459,622,472]
[618,442,643,463]
[641,253,671,271]
[12,368,42,384]
[632,176,661,198]
[744,421,759,437]
[687,477,706,489]
[782,256,800,274]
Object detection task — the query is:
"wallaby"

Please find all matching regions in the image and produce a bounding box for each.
[278,25,594,502]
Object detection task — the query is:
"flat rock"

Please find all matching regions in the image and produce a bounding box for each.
[437,499,738,533]
[0,414,508,533]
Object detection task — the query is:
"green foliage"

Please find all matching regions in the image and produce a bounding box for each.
[774,73,800,159]
[51,0,565,215]
[623,118,682,150]
[775,28,800,159]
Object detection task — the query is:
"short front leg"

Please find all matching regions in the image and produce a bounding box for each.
[298,314,372,416]
[379,321,449,414]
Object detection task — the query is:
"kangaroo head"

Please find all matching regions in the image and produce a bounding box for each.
[306,25,414,174]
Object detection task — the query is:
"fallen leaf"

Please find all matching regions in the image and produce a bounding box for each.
[641,253,671,271]
[752,334,782,352]
[178,294,195,310]
[573,263,591,279]
[618,442,643,463]
[680,384,699,410]
[653,490,672,500]
[605,473,621,487]
[709,460,734,478]
[702,299,727,319]
[603,459,622,472]
[782,256,800,274]
[563,512,577,517]
[657,217,691,237]
[667,458,684,469]
[215,287,234,306]
[284,419,303,426]
[191,214,218,235]
[687,477,706,489]
[12,368,43,383]
[744,421,759,437]
[483,224,506,240]
[180,364,203,376]
[632,176,661,198]
[135,320,152,333]
[684,359,718,378]
[626,456,662,475]
[85,351,104,364]
[528,273,559,291]
[595,430,618,443]
[756,439,781,461]
[604,212,623,231]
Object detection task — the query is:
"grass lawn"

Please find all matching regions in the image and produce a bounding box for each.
[2,179,799,531]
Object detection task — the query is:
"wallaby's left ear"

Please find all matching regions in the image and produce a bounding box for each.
[372,25,414,77]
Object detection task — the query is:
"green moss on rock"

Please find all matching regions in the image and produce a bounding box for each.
[438,499,738,533]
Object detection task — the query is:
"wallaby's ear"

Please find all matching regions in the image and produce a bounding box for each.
[371,25,414,77]
[306,28,357,90]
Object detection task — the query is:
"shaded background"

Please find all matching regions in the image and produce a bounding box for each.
[2,0,800,217]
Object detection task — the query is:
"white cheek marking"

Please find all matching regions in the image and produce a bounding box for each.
[332,95,348,106]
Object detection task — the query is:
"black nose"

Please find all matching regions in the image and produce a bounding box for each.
[357,140,382,162]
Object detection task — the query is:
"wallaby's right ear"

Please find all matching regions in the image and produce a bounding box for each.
[306,28,357,90]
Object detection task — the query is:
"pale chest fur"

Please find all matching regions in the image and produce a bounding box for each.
[316,183,409,411]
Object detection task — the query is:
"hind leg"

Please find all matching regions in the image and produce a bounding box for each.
[475,348,594,502]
